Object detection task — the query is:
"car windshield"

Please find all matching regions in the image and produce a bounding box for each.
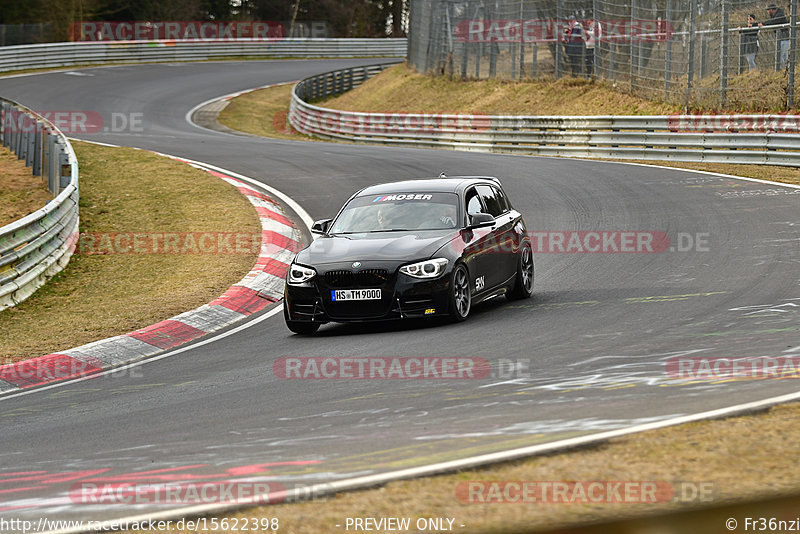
[329,192,460,234]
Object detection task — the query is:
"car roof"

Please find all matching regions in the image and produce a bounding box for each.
[357,176,502,196]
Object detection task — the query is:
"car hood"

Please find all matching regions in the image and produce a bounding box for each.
[296,230,456,266]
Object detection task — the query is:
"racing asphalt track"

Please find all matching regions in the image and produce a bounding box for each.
[0,59,799,528]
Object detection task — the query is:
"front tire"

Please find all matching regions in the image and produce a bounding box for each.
[507,241,534,300]
[284,302,320,335]
[448,263,471,321]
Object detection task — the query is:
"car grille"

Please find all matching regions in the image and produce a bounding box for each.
[324,269,389,288]
[320,268,393,319]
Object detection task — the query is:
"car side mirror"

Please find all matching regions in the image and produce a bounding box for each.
[311,218,332,235]
[468,213,495,229]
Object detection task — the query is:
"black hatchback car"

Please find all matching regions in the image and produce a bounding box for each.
[283,176,533,335]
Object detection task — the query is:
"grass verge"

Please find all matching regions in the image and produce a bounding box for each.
[318,63,680,116]
[217,83,303,141]
[0,145,53,227]
[192,402,800,534]
[0,141,260,364]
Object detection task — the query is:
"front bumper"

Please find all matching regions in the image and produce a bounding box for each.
[284,263,452,323]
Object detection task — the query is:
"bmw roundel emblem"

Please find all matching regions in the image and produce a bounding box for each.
[352,262,362,269]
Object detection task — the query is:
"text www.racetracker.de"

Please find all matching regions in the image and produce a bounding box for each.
[0,517,279,533]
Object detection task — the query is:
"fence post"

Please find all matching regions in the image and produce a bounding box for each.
[488,4,497,78]
[592,0,598,78]
[518,0,525,80]
[700,33,708,78]
[789,0,797,108]
[719,0,729,109]
[555,2,562,79]
[461,37,468,79]
[686,0,697,110]
[630,0,636,93]
[666,0,673,99]
[475,4,483,78]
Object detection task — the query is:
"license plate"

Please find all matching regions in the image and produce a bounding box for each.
[331,289,382,301]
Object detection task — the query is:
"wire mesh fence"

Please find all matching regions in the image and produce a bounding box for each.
[408,0,800,110]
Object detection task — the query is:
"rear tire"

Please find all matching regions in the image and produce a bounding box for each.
[448,263,471,321]
[284,302,320,335]
[507,241,534,300]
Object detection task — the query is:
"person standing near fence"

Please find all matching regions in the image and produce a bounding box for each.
[741,14,760,71]
[761,3,789,70]
[563,15,585,77]
[585,18,602,76]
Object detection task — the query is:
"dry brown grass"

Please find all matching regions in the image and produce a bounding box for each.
[0,141,260,364]
[217,84,303,140]
[0,145,53,227]
[321,63,679,116]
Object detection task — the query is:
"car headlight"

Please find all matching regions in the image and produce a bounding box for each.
[399,258,448,279]
[288,263,316,285]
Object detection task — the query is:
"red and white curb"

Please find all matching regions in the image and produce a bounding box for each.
[0,156,305,394]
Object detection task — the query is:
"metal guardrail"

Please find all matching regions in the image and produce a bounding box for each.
[0,38,408,72]
[0,99,79,310]
[289,63,800,168]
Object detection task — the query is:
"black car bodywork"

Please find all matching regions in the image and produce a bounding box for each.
[283,176,533,335]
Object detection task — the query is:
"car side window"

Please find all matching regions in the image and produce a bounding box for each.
[476,185,504,217]
[465,188,484,217]
[494,186,510,213]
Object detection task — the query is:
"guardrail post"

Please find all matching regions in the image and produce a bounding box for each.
[19,128,28,161]
[11,116,20,154]
[58,146,70,191]
[25,124,35,167]
[32,126,42,176]
[49,134,59,194]
[43,131,52,192]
